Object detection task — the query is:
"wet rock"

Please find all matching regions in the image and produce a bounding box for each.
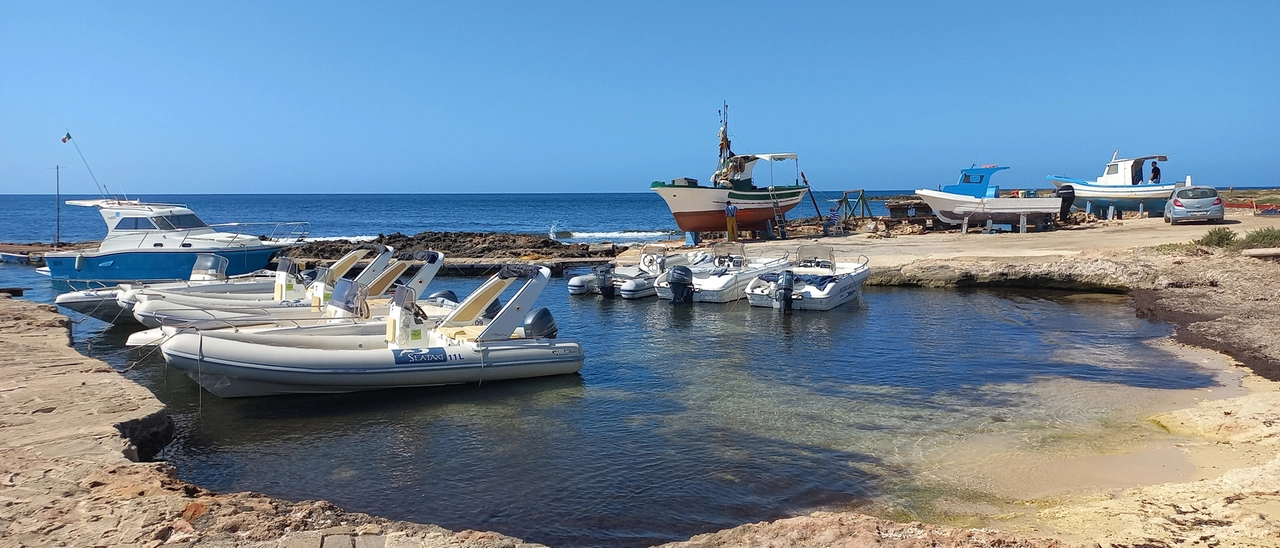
[287,231,625,262]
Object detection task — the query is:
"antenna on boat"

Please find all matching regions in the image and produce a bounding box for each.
[63,130,127,201]
[1111,150,1119,162]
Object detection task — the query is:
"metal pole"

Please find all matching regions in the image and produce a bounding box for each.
[55,165,60,251]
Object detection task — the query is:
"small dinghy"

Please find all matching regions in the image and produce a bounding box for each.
[158,264,583,397]
[653,242,790,304]
[744,245,871,311]
[567,244,711,299]
[55,253,279,324]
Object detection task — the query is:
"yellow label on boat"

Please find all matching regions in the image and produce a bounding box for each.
[411,329,422,340]
[286,283,294,291]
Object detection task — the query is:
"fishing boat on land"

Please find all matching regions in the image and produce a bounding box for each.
[744,245,871,311]
[653,242,790,304]
[1046,152,1183,214]
[916,165,1065,225]
[158,264,583,398]
[650,103,810,233]
[567,244,712,299]
[41,199,308,283]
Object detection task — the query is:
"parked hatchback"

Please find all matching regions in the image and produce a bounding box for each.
[1164,186,1224,224]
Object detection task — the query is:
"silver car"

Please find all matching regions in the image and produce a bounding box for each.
[1164,186,1225,225]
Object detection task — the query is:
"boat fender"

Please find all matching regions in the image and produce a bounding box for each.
[521,307,558,339]
[74,253,84,271]
[777,270,795,313]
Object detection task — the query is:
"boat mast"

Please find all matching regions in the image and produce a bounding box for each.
[55,165,60,251]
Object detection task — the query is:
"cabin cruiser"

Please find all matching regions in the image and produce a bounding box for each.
[744,245,871,311]
[158,264,583,397]
[567,244,711,299]
[653,242,790,304]
[41,199,308,283]
[1046,152,1186,215]
[916,165,1067,226]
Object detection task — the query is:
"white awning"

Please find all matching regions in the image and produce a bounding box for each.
[736,153,798,162]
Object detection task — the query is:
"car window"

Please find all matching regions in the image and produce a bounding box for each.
[1177,188,1218,200]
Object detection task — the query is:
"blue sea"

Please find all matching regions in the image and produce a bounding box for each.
[0,191,909,247]
[0,193,1231,548]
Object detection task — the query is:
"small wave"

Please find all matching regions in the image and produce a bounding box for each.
[561,230,676,239]
[304,235,379,242]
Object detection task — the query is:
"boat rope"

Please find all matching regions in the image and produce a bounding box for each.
[63,131,120,200]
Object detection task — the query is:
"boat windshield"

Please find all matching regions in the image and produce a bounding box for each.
[113,217,158,230]
[151,214,208,230]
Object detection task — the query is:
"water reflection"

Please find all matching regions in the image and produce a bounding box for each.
[1,264,1230,548]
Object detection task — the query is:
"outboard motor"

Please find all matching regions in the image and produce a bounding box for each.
[426,289,459,305]
[594,264,616,298]
[776,270,795,313]
[521,307,558,339]
[482,298,503,320]
[667,265,695,305]
[1056,185,1076,223]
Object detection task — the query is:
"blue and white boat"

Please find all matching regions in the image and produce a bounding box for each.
[1046,152,1186,215]
[41,199,309,283]
[916,165,1063,225]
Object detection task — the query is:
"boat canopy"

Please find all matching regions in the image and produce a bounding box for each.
[941,165,1009,198]
[737,153,798,162]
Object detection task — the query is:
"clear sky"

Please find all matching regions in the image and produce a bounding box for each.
[2,1,1277,195]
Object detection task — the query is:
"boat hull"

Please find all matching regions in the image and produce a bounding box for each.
[650,185,808,232]
[745,265,871,311]
[160,333,584,398]
[54,288,137,324]
[44,247,285,283]
[915,190,1061,225]
[1049,178,1176,212]
[654,259,791,303]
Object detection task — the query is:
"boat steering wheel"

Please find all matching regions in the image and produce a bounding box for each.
[714,255,730,268]
[641,254,657,269]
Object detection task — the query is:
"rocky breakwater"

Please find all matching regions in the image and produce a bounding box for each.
[287,231,623,261]
[0,294,544,547]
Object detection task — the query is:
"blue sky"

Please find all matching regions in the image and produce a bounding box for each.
[2,1,1277,195]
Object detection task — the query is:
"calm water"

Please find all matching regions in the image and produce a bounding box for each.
[0,262,1222,548]
[0,191,907,246]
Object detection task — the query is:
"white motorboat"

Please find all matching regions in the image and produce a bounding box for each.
[567,244,711,299]
[54,253,276,324]
[42,198,308,283]
[744,245,871,311]
[158,264,583,398]
[916,165,1065,225]
[1046,152,1184,215]
[653,242,790,304]
[130,249,442,329]
[650,102,809,233]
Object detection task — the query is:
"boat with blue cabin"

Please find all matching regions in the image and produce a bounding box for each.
[915,165,1065,226]
[1046,152,1185,215]
[41,199,308,283]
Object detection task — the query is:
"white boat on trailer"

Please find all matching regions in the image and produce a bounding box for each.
[745,245,871,311]
[158,264,583,398]
[653,242,790,304]
[567,244,712,299]
[1046,152,1184,216]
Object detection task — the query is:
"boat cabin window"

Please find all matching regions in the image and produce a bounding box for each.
[963,174,985,184]
[1106,164,1119,175]
[151,214,208,230]
[114,217,158,230]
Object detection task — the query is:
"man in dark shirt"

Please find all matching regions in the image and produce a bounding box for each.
[1150,161,1162,184]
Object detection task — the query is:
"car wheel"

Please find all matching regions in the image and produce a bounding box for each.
[1163,215,1171,224]
[1169,218,1179,225]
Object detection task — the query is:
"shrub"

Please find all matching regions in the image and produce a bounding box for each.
[1235,226,1280,250]
[1195,227,1238,248]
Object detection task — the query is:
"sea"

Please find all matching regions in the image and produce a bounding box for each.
[0,192,1235,547]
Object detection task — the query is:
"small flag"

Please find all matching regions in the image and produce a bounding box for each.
[61,132,71,143]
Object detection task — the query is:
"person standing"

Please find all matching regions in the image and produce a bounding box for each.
[724,200,739,242]
[1150,161,1161,184]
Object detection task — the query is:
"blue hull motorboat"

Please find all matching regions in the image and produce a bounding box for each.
[1047,153,1185,216]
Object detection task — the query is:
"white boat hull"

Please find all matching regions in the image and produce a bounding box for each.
[160,332,584,398]
[915,189,1061,225]
[745,264,871,311]
[654,258,791,303]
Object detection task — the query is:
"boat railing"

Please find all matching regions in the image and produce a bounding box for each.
[208,221,312,244]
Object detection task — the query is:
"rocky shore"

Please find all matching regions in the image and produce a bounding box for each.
[4,214,1280,547]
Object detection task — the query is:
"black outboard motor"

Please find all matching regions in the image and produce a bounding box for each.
[521,307,558,339]
[426,289,459,304]
[594,264,616,299]
[482,298,503,320]
[776,270,795,313]
[667,265,695,305]
[1056,185,1076,222]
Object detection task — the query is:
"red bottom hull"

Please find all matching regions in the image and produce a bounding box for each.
[672,204,800,232]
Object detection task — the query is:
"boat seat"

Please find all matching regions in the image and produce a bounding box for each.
[441,324,487,342]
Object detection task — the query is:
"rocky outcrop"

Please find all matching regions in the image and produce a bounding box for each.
[287,231,624,261]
